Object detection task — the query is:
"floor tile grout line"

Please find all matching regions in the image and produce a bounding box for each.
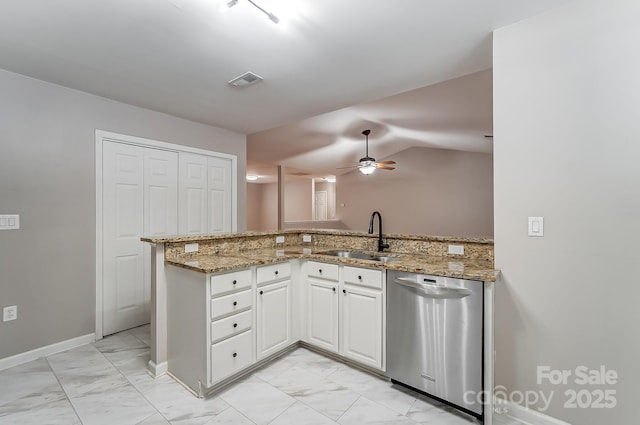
[94,335,172,425]
[44,355,84,424]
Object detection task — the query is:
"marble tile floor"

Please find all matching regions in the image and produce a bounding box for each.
[0,326,525,425]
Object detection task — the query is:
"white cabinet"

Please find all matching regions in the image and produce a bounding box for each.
[256,263,293,359]
[166,266,254,395]
[305,262,385,370]
[307,262,340,353]
[341,284,383,369]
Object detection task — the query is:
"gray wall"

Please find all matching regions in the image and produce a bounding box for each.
[0,69,246,359]
[493,0,639,423]
[337,147,493,237]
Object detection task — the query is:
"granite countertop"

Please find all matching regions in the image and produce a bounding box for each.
[142,229,494,245]
[167,245,499,282]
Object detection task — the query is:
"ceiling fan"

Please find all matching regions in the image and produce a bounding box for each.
[338,129,396,175]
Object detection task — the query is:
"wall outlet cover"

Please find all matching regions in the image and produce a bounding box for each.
[3,305,17,322]
[185,243,199,253]
[275,236,285,244]
[302,235,312,243]
[448,245,464,255]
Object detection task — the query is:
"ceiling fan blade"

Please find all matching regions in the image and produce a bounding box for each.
[336,165,359,170]
[377,165,396,170]
[377,160,396,165]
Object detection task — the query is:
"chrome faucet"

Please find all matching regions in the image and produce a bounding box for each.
[368,211,389,252]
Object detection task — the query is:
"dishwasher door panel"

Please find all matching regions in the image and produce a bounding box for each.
[386,272,483,416]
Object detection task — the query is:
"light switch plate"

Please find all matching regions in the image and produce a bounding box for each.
[184,243,199,253]
[528,217,544,237]
[0,215,20,230]
[275,236,285,244]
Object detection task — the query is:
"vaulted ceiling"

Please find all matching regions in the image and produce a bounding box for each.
[0,0,572,177]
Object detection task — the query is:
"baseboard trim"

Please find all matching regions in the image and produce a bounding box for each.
[0,333,95,371]
[147,359,168,378]
[495,399,572,425]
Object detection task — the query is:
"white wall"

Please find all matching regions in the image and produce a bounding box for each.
[0,69,246,360]
[337,147,493,237]
[493,1,640,423]
[284,179,313,222]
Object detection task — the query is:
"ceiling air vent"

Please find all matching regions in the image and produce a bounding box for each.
[228,71,263,88]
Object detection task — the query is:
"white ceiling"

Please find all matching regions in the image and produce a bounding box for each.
[0,0,571,177]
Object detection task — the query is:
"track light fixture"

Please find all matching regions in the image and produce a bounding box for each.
[220,0,279,24]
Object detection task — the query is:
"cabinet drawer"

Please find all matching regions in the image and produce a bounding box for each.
[210,330,253,384]
[211,310,252,343]
[211,289,252,320]
[257,262,291,284]
[307,261,339,281]
[343,266,383,289]
[210,269,252,296]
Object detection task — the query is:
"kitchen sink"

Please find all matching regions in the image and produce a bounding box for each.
[320,250,399,263]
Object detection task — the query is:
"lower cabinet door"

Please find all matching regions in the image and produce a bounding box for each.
[210,330,253,384]
[307,278,339,353]
[256,280,291,359]
[341,285,383,369]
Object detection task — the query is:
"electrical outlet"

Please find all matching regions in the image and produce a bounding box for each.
[302,234,312,243]
[448,245,464,255]
[3,305,17,322]
[275,236,285,244]
[185,243,199,253]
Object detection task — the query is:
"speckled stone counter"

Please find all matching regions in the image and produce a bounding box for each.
[143,230,499,282]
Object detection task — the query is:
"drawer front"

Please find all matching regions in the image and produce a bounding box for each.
[210,330,253,384]
[257,261,292,284]
[343,266,383,289]
[210,269,252,296]
[211,289,252,320]
[211,310,252,343]
[307,261,339,281]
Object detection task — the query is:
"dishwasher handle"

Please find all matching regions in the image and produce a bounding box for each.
[393,277,472,299]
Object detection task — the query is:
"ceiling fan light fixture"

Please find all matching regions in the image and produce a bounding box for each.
[222,0,280,24]
[359,161,376,175]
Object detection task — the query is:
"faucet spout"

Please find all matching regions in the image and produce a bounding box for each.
[368,211,389,252]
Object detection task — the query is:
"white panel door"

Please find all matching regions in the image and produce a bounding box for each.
[256,280,291,359]
[143,148,178,318]
[103,142,145,335]
[307,278,339,352]
[207,156,232,233]
[178,153,207,235]
[341,285,383,369]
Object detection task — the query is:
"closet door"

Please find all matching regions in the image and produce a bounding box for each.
[142,148,178,317]
[207,156,232,233]
[103,142,177,335]
[179,153,233,235]
[178,153,207,235]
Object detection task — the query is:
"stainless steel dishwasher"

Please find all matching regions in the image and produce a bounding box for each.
[386,270,483,419]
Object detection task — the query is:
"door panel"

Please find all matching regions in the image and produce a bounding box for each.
[103,142,145,335]
[257,280,291,359]
[207,156,232,233]
[179,153,207,234]
[307,279,339,352]
[342,286,382,369]
[143,149,178,319]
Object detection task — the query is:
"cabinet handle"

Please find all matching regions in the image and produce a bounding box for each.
[233,323,238,328]
[275,270,279,275]
[343,289,346,294]
[319,269,323,274]
[332,287,336,293]
[232,352,237,358]
[358,275,362,280]
[232,279,237,285]
[259,290,264,295]
[233,301,238,306]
